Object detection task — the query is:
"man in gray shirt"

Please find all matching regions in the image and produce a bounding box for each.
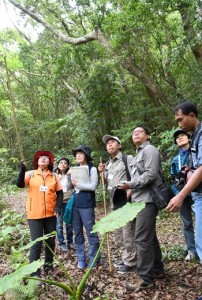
[98,135,136,273]
[119,126,165,292]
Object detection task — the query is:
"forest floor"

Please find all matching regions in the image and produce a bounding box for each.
[1,190,202,300]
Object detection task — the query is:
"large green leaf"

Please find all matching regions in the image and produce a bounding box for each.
[0,260,43,294]
[92,202,145,235]
[14,232,56,252]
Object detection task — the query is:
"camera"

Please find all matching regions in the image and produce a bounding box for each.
[175,165,190,190]
[178,165,190,179]
[117,181,126,187]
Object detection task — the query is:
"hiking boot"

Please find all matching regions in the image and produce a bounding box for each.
[78,260,87,270]
[118,264,136,274]
[185,252,197,262]
[114,259,124,268]
[154,271,166,279]
[125,278,156,292]
[58,244,68,252]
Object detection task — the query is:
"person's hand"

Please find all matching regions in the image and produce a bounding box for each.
[117,181,129,190]
[98,163,105,173]
[71,179,78,187]
[166,194,184,212]
[19,160,26,171]
[127,189,132,200]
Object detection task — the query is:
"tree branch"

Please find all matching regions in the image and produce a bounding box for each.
[7,0,99,45]
[62,80,79,97]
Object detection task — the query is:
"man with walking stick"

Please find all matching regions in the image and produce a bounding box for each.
[98,135,136,274]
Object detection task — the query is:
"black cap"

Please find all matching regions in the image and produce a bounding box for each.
[72,145,93,161]
[173,129,190,144]
[57,157,70,165]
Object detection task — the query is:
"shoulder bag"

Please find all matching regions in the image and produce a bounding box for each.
[136,165,174,210]
[63,191,75,224]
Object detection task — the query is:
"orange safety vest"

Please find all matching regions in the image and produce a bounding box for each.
[25,169,61,219]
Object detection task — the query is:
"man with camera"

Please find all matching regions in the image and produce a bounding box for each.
[167,101,202,265]
[171,128,197,261]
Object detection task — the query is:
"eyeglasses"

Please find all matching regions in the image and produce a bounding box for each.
[133,129,145,134]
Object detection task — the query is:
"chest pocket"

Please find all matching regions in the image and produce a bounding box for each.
[108,160,125,172]
[134,156,145,174]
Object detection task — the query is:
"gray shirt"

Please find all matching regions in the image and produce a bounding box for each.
[128,141,163,203]
[105,151,134,205]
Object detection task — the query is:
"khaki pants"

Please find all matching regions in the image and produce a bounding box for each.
[114,219,136,267]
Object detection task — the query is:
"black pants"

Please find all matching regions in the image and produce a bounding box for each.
[135,203,164,282]
[28,216,56,269]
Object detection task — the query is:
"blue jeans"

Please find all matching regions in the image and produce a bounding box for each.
[56,203,73,246]
[192,192,202,263]
[72,207,99,260]
[180,195,196,254]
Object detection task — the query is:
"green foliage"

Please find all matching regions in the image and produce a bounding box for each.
[95,184,109,203]
[0,0,202,206]
[0,202,145,299]
[157,208,171,221]
[0,260,43,295]
[3,279,39,300]
[92,202,145,235]
[0,209,24,226]
[161,244,187,262]
[0,210,28,252]
[0,209,30,274]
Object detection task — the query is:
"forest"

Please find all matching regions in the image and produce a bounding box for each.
[0,0,201,182]
[0,1,202,299]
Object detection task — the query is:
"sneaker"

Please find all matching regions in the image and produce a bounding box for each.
[118,264,136,274]
[68,243,75,250]
[58,244,68,252]
[114,259,124,268]
[185,252,197,262]
[125,278,156,292]
[78,260,87,270]
[87,260,99,269]
[44,264,54,275]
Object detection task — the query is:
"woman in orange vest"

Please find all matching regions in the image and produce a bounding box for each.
[16,150,63,277]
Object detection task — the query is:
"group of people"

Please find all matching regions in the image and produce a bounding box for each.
[16,145,100,277]
[16,100,202,294]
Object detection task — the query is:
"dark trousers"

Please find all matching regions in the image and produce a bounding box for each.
[135,203,164,282]
[28,216,56,268]
[180,195,196,254]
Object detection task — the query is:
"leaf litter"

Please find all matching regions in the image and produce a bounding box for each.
[0,190,202,300]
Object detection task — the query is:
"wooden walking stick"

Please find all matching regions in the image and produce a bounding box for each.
[4,55,25,161]
[100,157,112,272]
